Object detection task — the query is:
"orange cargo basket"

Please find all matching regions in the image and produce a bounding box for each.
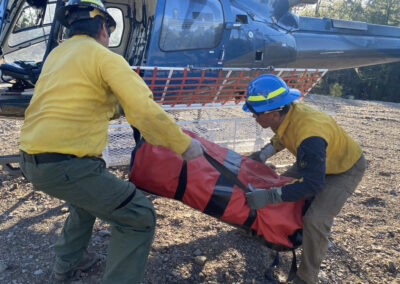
[133,66,328,108]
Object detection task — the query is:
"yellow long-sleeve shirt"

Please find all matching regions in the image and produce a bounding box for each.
[20,35,191,157]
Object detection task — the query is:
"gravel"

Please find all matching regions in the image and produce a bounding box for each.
[0,94,399,283]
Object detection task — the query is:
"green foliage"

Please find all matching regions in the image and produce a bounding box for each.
[329,83,343,97]
[298,0,400,103]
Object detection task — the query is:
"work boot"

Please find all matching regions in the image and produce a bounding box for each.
[54,251,100,281]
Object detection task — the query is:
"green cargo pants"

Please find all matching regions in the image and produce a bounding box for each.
[282,154,366,284]
[19,154,156,284]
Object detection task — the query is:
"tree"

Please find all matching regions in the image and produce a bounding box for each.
[298,0,400,103]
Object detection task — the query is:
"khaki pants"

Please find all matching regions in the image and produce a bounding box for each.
[19,154,156,284]
[282,154,366,284]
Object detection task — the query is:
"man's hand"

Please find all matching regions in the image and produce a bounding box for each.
[245,187,283,209]
[182,138,204,161]
[248,143,276,163]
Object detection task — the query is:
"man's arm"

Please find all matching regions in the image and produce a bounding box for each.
[246,137,327,209]
[281,136,327,201]
[100,53,198,156]
[248,134,285,163]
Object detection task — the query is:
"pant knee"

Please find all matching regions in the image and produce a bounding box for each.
[112,198,156,233]
[302,214,333,237]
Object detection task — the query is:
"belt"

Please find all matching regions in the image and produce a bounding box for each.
[20,150,76,164]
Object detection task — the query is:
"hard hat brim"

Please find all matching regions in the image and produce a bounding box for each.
[243,88,301,113]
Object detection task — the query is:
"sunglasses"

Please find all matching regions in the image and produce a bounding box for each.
[245,101,284,116]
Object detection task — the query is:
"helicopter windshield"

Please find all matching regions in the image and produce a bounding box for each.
[159,0,224,51]
[3,1,55,62]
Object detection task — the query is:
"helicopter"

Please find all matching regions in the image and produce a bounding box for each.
[1,0,400,117]
[0,0,400,172]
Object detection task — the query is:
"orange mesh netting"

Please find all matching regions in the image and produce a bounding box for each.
[133,66,328,107]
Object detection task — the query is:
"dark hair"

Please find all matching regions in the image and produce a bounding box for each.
[278,104,291,116]
[68,16,104,39]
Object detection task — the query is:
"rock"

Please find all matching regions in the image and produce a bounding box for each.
[9,184,18,191]
[92,236,102,243]
[0,262,9,273]
[171,271,180,277]
[193,249,202,256]
[387,262,397,274]
[60,206,69,213]
[319,271,329,283]
[33,269,43,275]
[98,230,111,237]
[194,256,207,265]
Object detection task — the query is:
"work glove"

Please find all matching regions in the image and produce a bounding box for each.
[182,138,204,161]
[245,187,283,210]
[247,143,277,163]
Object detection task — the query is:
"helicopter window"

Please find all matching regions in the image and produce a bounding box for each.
[107,8,123,47]
[236,15,248,24]
[3,42,47,62]
[8,2,55,47]
[159,0,224,51]
[255,50,263,61]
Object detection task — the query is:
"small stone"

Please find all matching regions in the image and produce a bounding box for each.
[193,249,202,256]
[9,184,18,191]
[171,271,180,277]
[61,206,69,213]
[92,236,102,243]
[7,232,14,238]
[194,256,207,265]
[319,271,329,283]
[0,262,8,273]
[34,269,43,275]
[387,262,397,274]
[98,230,111,237]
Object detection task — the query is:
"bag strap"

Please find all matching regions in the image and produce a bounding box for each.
[287,249,298,282]
[174,161,187,201]
[203,151,250,193]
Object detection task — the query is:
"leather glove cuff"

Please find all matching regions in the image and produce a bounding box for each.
[259,143,277,163]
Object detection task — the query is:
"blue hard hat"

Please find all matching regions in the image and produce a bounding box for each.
[243,74,301,114]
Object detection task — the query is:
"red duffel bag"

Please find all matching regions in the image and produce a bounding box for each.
[129,130,305,250]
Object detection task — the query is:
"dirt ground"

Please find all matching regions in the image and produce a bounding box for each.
[0,94,399,284]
